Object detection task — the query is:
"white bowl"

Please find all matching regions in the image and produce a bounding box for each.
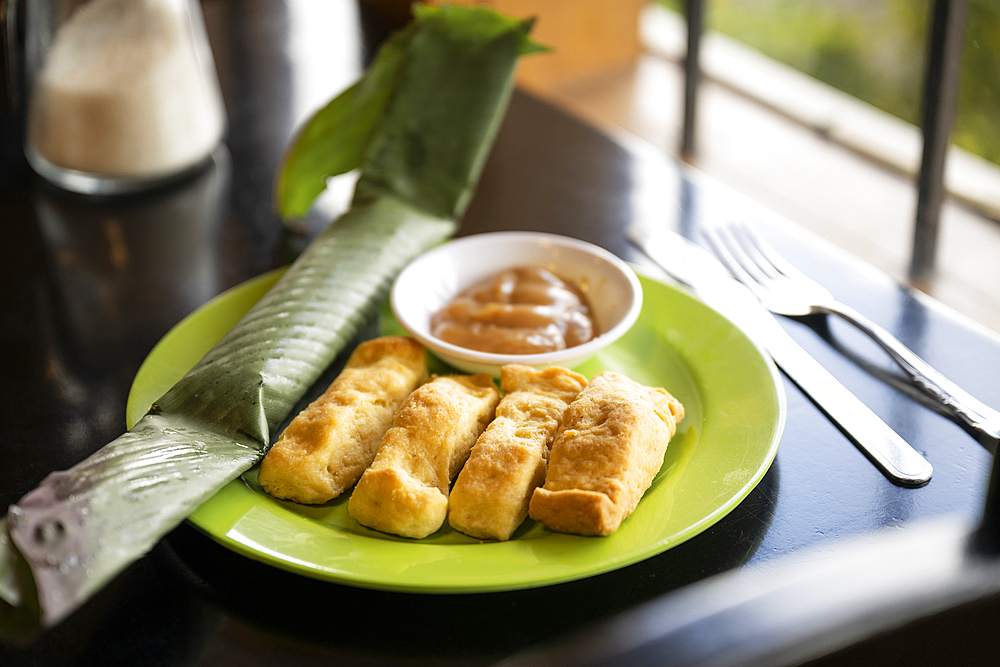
[390,232,643,377]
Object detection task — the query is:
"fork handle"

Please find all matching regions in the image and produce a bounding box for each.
[821,302,1000,448]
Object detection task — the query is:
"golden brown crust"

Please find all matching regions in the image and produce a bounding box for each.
[448,365,588,541]
[257,336,426,504]
[348,374,500,538]
[528,371,684,536]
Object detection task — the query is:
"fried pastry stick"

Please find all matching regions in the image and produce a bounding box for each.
[448,365,587,541]
[257,336,427,504]
[529,371,685,536]
[348,374,499,538]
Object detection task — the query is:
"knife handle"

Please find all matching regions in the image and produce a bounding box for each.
[769,333,933,487]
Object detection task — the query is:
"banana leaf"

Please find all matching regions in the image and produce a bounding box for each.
[1,4,538,633]
[278,3,544,221]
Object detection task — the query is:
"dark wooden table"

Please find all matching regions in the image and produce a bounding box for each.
[2,2,998,665]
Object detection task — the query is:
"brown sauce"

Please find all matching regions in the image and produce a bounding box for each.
[431,267,597,355]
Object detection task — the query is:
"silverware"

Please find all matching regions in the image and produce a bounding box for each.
[627,225,933,487]
[703,220,1000,450]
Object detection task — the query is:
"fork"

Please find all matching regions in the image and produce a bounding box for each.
[703,220,1000,450]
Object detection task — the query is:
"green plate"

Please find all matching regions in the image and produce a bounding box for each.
[126,267,785,592]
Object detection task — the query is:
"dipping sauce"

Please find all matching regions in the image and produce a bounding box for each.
[431,267,597,355]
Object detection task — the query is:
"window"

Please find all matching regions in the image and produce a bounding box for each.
[530,0,1000,333]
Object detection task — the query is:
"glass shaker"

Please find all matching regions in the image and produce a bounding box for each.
[15,0,227,195]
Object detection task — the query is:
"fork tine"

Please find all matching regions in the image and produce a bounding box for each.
[700,226,740,277]
[710,223,773,284]
[731,220,807,282]
[726,222,781,281]
[701,225,769,300]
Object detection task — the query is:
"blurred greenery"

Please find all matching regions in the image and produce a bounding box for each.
[659,0,1000,166]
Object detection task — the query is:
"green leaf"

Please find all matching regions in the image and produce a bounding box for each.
[357,4,529,220]
[278,3,542,222]
[155,195,454,445]
[412,4,548,56]
[276,26,414,220]
[3,196,455,627]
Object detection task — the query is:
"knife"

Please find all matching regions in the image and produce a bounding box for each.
[627,225,933,487]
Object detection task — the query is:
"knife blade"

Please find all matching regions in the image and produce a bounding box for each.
[627,225,933,487]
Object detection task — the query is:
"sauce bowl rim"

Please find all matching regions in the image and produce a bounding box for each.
[390,231,644,370]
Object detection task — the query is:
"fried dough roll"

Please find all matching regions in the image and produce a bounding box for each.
[448,365,587,541]
[257,336,427,504]
[348,374,499,538]
[528,371,684,536]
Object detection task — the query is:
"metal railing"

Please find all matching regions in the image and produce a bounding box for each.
[680,0,969,289]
